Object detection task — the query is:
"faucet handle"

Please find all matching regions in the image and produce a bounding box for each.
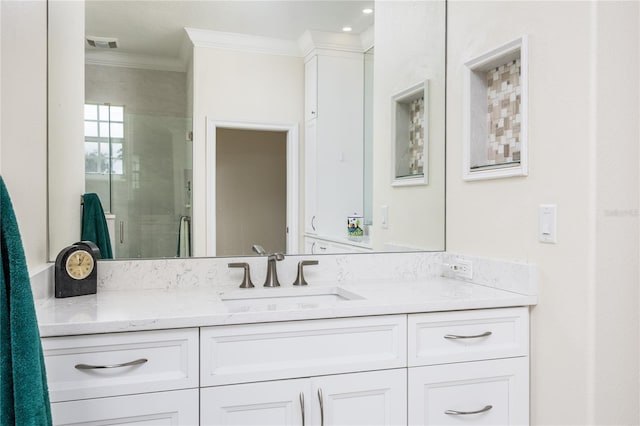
[269,253,285,262]
[293,260,319,286]
[228,262,254,288]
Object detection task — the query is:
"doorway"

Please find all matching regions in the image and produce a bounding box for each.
[206,120,299,256]
[216,128,287,256]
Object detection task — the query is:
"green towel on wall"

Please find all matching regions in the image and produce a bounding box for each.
[0,176,53,426]
[81,193,113,259]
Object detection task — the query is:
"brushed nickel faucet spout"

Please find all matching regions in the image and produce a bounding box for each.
[252,245,284,287]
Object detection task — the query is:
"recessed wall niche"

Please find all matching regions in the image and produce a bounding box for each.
[463,36,528,181]
[391,81,428,186]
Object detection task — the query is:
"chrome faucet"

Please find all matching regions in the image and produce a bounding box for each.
[252,245,284,287]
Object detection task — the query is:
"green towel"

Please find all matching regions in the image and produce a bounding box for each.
[81,193,113,259]
[0,176,52,425]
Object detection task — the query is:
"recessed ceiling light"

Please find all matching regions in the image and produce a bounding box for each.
[342,26,353,32]
[363,8,373,14]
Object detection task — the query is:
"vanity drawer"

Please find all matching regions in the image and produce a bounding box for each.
[408,307,528,366]
[51,388,199,426]
[200,315,407,386]
[408,357,529,425]
[42,328,199,402]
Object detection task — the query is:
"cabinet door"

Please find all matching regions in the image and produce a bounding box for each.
[51,388,198,426]
[201,379,309,426]
[408,357,529,426]
[311,369,407,426]
[304,119,318,234]
[305,55,318,121]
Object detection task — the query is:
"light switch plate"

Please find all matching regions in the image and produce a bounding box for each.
[539,204,557,243]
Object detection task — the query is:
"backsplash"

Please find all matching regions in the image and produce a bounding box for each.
[30,252,537,298]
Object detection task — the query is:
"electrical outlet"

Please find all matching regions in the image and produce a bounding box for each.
[447,259,473,280]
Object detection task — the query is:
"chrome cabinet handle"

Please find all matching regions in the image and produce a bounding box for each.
[445,405,493,416]
[119,221,124,244]
[75,358,148,370]
[444,331,492,340]
[311,215,317,231]
[318,388,324,426]
[299,392,305,426]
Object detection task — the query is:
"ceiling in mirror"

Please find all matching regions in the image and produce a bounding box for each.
[48,0,446,261]
[85,1,374,70]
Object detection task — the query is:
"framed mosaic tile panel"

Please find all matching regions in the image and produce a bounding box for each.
[391,80,429,187]
[463,36,528,181]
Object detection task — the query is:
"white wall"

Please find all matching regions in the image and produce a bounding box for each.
[371,0,446,251]
[191,47,304,256]
[447,1,639,424]
[0,0,48,270]
[48,0,85,260]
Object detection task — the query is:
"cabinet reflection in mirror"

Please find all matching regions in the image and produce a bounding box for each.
[48,0,446,260]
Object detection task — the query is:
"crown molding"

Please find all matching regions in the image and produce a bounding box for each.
[185,27,302,57]
[85,50,186,72]
[297,30,367,58]
[360,25,375,51]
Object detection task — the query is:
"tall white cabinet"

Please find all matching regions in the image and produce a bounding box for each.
[304,47,364,240]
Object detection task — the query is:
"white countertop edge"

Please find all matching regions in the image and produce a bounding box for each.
[36,279,537,338]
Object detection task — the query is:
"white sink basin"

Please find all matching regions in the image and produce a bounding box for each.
[219,287,364,313]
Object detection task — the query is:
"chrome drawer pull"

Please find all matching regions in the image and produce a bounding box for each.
[445,405,493,416]
[444,331,492,340]
[300,392,305,426]
[75,358,148,370]
[318,388,324,426]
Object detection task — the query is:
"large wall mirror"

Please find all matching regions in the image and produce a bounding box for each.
[48,0,446,260]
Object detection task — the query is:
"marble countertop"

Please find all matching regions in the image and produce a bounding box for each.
[35,278,537,337]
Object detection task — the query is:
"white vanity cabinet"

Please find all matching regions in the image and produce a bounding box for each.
[40,306,530,425]
[42,328,199,426]
[305,235,372,254]
[407,307,530,425]
[304,50,364,239]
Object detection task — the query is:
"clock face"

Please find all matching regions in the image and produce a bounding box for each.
[65,249,95,280]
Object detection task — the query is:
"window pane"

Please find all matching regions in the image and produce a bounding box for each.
[111,159,123,175]
[84,121,98,137]
[110,122,124,138]
[98,105,110,120]
[84,104,98,120]
[85,142,99,173]
[110,106,124,122]
[100,143,110,156]
[111,143,123,159]
[99,122,110,137]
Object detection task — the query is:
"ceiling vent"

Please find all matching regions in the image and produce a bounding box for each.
[86,36,119,49]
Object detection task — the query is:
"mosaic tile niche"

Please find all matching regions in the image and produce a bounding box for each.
[463,36,527,180]
[392,81,428,185]
[486,58,521,166]
[408,97,425,175]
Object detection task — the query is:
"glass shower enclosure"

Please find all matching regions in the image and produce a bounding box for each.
[84,103,192,259]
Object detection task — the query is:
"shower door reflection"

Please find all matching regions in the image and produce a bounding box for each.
[85,106,192,259]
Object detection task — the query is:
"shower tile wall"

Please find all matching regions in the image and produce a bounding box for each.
[486,58,521,165]
[408,97,425,175]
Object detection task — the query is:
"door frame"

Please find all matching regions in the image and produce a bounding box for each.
[205,118,299,256]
